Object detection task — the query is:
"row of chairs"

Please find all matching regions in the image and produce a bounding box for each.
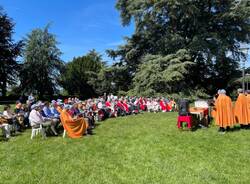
[30,121,67,139]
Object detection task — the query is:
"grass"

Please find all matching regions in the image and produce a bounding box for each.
[0,104,4,112]
[0,104,15,112]
[1,112,250,184]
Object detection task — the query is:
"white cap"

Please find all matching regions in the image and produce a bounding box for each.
[218,89,226,94]
[238,88,243,93]
[36,101,44,107]
[57,102,64,106]
[31,104,38,109]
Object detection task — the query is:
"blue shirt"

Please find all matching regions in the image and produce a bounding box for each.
[43,106,55,118]
[50,106,60,118]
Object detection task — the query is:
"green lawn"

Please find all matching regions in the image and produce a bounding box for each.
[0,105,4,112]
[0,104,15,112]
[1,112,250,184]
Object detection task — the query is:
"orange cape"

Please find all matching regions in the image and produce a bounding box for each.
[214,94,234,128]
[234,94,248,125]
[57,107,88,138]
[246,94,250,124]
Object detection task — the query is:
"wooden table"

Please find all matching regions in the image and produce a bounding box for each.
[189,107,209,127]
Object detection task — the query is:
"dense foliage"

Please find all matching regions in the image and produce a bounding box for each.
[0,7,23,96]
[19,25,64,97]
[131,49,193,96]
[1,1,250,98]
[61,50,111,98]
[108,0,250,96]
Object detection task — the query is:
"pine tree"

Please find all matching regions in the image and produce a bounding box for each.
[20,25,63,97]
[0,7,23,96]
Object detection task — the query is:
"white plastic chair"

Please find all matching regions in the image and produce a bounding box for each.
[0,124,11,139]
[31,124,46,139]
[63,129,67,138]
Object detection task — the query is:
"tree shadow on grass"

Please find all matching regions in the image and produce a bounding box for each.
[94,122,102,127]
[10,131,23,137]
[0,135,10,142]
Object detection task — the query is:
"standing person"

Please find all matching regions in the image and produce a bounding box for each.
[211,91,220,119]
[234,88,249,128]
[246,90,250,127]
[28,93,35,104]
[214,89,234,133]
[103,93,107,102]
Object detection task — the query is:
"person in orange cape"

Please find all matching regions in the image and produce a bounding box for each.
[246,90,250,127]
[234,88,249,128]
[57,104,89,138]
[214,89,234,133]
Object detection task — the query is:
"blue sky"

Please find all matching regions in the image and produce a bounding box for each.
[1,0,134,63]
[1,0,249,66]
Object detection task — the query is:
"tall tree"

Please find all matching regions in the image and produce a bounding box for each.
[108,0,250,95]
[0,7,23,96]
[61,50,107,98]
[20,25,63,97]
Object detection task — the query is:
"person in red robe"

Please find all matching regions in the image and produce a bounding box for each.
[214,89,234,133]
[159,99,167,112]
[139,97,146,111]
[122,100,129,113]
[105,101,111,108]
[166,103,171,112]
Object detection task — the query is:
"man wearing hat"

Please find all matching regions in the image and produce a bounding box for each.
[214,89,234,133]
[234,88,249,128]
[29,103,58,136]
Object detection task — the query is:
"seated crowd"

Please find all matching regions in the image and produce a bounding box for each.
[0,94,176,139]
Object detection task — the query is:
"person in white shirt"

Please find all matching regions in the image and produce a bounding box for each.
[3,105,15,119]
[147,99,153,112]
[97,101,103,109]
[3,105,21,132]
[29,104,58,135]
[0,115,11,139]
[152,99,160,113]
